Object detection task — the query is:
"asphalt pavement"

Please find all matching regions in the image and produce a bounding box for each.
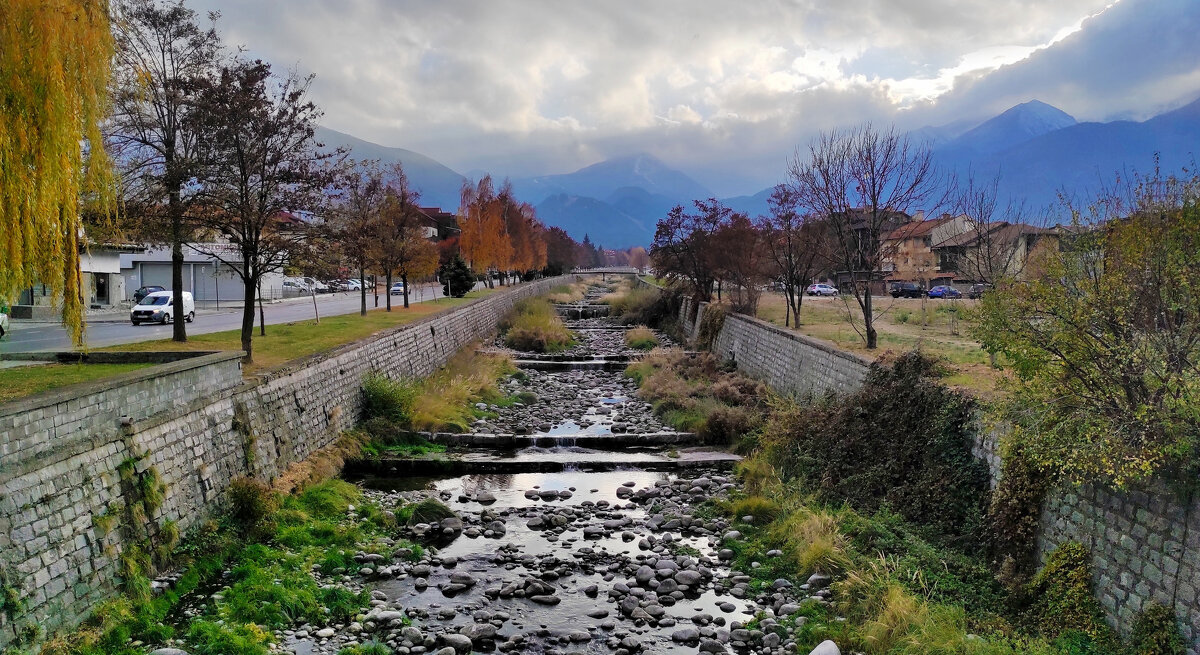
[0,282,460,354]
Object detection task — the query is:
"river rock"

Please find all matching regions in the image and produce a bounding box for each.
[441,633,473,653]
[809,640,841,655]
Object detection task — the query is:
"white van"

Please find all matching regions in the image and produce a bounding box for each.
[131,290,194,325]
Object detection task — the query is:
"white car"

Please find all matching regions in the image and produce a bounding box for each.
[806,283,839,296]
[344,278,362,291]
[0,302,9,339]
[389,282,406,296]
[131,290,194,325]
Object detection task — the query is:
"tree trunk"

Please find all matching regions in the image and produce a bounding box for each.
[385,271,393,311]
[240,276,256,362]
[402,274,410,308]
[863,288,877,349]
[170,190,187,342]
[359,268,366,316]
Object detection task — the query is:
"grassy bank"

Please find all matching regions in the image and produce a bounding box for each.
[361,347,522,434]
[625,348,766,442]
[103,289,495,374]
[499,297,574,353]
[0,363,154,404]
[754,293,1005,396]
[625,348,1177,655]
[31,478,413,655]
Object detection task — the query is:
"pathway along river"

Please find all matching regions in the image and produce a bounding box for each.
[283,285,831,655]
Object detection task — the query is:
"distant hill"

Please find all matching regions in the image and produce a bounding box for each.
[534,194,654,248]
[947,100,1077,155]
[315,126,465,210]
[932,96,1200,210]
[514,153,712,206]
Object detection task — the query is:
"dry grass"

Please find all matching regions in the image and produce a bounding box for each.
[624,326,658,350]
[545,281,589,304]
[755,293,1006,396]
[101,290,494,374]
[500,297,575,353]
[409,348,515,432]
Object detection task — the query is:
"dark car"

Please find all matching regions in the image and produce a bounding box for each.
[928,285,963,299]
[889,282,924,298]
[133,285,165,303]
[967,283,989,299]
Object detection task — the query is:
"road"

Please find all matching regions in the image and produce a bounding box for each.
[1,282,463,354]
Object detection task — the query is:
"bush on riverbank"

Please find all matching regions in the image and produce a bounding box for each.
[625,348,766,442]
[500,297,575,353]
[752,351,990,549]
[36,477,403,655]
[624,326,658,350]
[361,349,517,433]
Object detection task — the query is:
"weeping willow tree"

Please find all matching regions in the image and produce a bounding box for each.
[0,0,116,345]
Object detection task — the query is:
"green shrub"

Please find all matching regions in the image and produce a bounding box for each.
[501,297,575,353]
[405,498,457,525]
[293,479,362,518]
[362,373,419,424]
[185,620,271,655]
[227,477,278,538]
[696,304,728,350]
[339,642,394,655]
[1131,603,1184,655]
[1023,542,1111,643]
[988,436,1054,581]
[624,326,659,350]
[757,351,989,549]
[729,496,782,524]
[895,308,912,324]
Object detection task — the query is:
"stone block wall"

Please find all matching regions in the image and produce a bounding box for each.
[680,300,870,397]
[1038,483,1200,653]
[683,301,1200,652]
[0,276,572,648]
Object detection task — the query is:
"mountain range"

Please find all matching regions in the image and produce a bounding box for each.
[317,96,1200,248]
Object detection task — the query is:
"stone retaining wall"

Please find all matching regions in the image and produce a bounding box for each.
[678,299,871,397]
[682,300,1200,652]
[0,276,572,648]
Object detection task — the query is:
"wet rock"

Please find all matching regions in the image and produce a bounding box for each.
[699,638,728,653]
[441,633,473,653]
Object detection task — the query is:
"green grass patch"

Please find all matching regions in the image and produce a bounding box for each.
[99,289,495,373]
[0,362,153,404]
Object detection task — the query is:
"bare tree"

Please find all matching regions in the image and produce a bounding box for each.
[954,169,1040,286]
[370,166,433,310]
[650,199,728,302]
[335,160,387,315]
[191,59,342,362]
[788,124,942,349]
[757,184,828,326]
[108,0,222,340]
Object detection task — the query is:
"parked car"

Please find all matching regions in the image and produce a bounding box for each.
[928,285,962,299]
[133,285,166,303]
[967,283,989,299]
[806,283,839,296]
[389,282,406,296]
[0,301,9,339]
[301,277,330,293]
[282,279,310,294]
[889,282,924,298]
[344,278,362,291]
[131,290,194,325]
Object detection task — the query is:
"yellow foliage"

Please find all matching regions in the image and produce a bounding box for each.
[0,0,116,344]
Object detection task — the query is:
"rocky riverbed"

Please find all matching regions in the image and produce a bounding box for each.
[272,470,841,655]
[468,369,668,437]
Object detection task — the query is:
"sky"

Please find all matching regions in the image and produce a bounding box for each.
[191,0,1200,196]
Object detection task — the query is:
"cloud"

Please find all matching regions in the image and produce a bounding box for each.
[189,0,1198,196]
